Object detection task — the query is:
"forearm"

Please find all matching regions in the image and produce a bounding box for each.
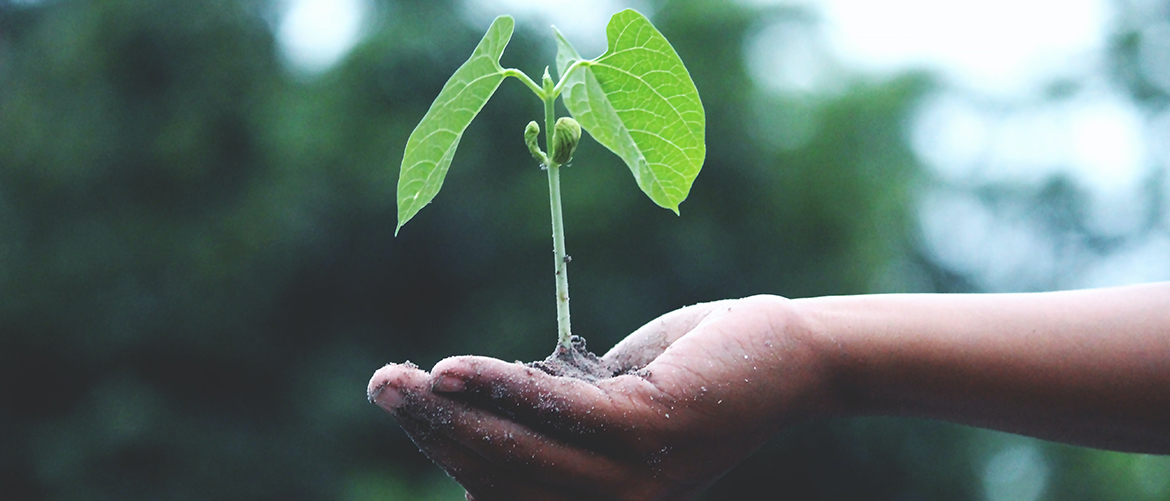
[794,283,1170,453]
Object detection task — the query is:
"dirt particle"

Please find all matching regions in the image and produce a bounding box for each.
[527,335,618,383]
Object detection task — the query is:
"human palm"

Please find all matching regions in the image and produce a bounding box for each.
[368,295,833,501]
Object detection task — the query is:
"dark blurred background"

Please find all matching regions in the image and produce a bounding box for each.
[1,0,1168,499]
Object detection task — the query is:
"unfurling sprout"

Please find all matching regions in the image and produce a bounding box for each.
[551,117,581,165]
[525,121,547,165]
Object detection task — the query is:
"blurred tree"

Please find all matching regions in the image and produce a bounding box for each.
[1,0,1165,499]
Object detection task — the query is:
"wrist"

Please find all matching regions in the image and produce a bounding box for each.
[787,296,871,419]
[741,295,852,423]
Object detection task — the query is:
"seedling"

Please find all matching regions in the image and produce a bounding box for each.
[395,9,705,358]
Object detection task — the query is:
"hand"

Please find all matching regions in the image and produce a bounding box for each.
[367,295,838,501]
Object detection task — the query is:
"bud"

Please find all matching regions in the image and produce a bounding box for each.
[542,66,554,93]
[524,121,546,164]
[551,117,581,165]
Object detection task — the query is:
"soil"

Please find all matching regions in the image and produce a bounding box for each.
[527,335,627,383]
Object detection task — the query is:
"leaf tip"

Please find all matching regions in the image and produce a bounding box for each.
[553,25,571,45]
[395,209,413,237]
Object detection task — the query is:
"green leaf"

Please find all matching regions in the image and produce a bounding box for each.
[395,16,514,235]
[556,9,705,214]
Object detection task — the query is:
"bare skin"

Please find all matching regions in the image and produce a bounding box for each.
[367,283,1170,501]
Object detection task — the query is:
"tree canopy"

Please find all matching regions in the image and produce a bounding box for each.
[0,0,1166,499]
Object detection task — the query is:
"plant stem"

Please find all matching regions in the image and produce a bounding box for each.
[503,69,545,99]
[549,59,590,97]
[543,87,572,352]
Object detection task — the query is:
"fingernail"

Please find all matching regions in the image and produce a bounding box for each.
[369,381,405,409]
[432,374,465,393]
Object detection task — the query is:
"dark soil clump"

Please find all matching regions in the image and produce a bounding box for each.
[528,335,620,383]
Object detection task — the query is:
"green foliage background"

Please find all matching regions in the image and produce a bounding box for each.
[0,0,1166,499]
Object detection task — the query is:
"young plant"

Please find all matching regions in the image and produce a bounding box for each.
[395,9,705,356]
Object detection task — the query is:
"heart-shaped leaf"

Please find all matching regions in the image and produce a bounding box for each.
[396,16,514,234]
[556,9,705,214]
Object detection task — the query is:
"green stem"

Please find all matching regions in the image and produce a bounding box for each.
[543,85,572,352]
[549,59,591,97]
[503,69,546,99]
[505,58,588,101]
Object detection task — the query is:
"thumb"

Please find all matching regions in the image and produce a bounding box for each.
[601,300,728,371]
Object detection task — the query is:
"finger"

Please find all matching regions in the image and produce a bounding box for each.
[372,364,583,500]
[394,405,575,501]
[430,391,640,489]
[603,300,730,370]
[430,356,663,436]
[368,362,429,412]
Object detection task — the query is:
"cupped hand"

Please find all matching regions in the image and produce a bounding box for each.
[367,295,837,501]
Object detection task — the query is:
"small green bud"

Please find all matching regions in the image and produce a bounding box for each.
[524,121,547,164]
[551,117,581,165]
[542,66,554,93]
